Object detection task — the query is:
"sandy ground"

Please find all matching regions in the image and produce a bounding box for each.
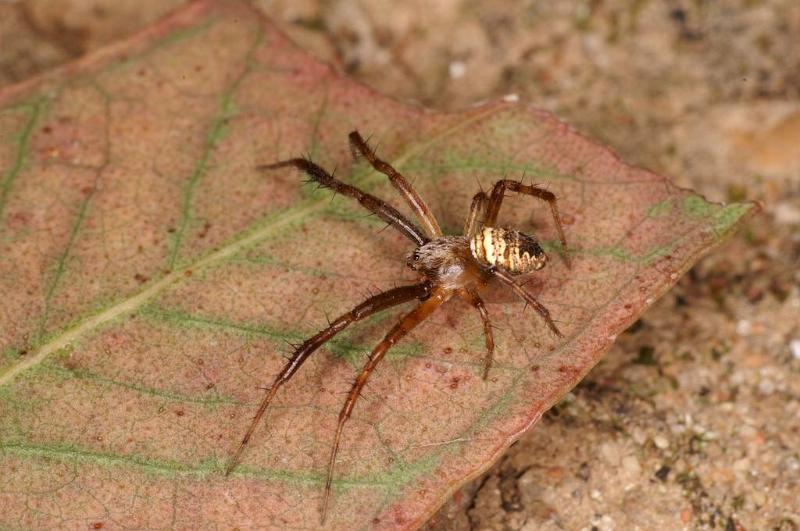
[2,1,798,529]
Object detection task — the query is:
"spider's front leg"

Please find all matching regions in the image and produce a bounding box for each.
[485,179,570,267]
[225,282,431,476]
[464,191,488,238]
[348,131,444,239]
[321,288,449,524]
[259,158,429,247]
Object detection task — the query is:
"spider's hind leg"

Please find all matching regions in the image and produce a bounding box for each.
[492,267,563,338]
[485,179,570,267]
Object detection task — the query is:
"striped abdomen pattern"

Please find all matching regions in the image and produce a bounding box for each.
[470,227,547,274]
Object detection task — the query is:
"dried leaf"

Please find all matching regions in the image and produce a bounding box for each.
[0,2,758,529]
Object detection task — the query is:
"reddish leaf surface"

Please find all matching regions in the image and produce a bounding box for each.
[0,2,758,529]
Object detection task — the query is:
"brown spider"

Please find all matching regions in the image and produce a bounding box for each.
[226,131,569,523]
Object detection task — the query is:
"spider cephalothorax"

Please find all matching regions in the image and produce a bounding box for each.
[226,131,569,523]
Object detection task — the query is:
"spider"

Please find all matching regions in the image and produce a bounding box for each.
[225,131,569,523]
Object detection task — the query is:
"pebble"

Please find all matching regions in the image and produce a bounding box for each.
[590,514,616,531]
[733,457,751,472]
[653,435,670,449]
[740,424,757,438]
[622,455,641,475]
[736,319,751,336]
[519,468,538,486]
[599,442,621,466]
[775,202,800,224]
[790,339,800,360]
[752,491,767,506]
[448,61,466,79]
[670,424,686,435]
[758,379,776,395]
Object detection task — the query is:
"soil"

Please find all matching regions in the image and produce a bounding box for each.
[2,1,798,529]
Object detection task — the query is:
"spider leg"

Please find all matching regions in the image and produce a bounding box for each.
[484,179,570,267]
[349,130,444,239]
[259,158,429,247]
[492,267,563,338]
[225,282,431,476]
[459,287,494,379]
[463,191,488,238]
[321,288,449,524]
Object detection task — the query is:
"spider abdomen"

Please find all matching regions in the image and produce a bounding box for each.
[470,227,547,274]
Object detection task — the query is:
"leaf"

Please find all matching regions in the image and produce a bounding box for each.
[0,1,758,529]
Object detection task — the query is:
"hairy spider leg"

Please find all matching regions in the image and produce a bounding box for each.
[459,287,495,379]
[464,191,488,238]
[225,283,431,476]
[348,131,444,239]
[259,158,429,247]
[492,267,563,338]
[321,288,449,524]
[484,179,570,267]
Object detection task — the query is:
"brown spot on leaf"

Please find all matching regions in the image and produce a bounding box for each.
[198,221,212,238]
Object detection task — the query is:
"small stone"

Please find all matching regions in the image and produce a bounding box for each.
[590,489,603,500]
[590,514,616,531]
[622,455,641,476]
[736,319,751,336]
[790,339,800,360]
[752,491,767,506]
[740,425,757,438]
[519,468,538,486]
[670,423,686,435]
[733,457,751,472]
[758,379,776,395]
[448,61,466,79]
[599,442,621,466]
[654,435,669,449]
[775,202,800,224]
